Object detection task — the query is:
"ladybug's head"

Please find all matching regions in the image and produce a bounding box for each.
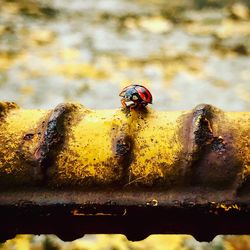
[119,86,140,102]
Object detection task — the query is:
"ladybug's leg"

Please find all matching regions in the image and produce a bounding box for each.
[121,98,127,108]
[129,102,138,110]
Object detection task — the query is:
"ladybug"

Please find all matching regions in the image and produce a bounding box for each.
[119,84,152,108]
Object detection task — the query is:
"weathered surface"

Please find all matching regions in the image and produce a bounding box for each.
[0,102,249,242]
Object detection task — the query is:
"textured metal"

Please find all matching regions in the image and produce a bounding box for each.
[0,102,249,242]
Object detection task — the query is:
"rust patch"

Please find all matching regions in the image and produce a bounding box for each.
[180,104,240,188]
[192,105,226,153]
[113,133,133,185]
[193,104,215,147]
[32,103,83,183]
[194,117,213,146]
[115,135,131,157]
[211,136,226,152]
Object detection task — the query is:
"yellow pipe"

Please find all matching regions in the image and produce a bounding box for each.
[0,102,249,192]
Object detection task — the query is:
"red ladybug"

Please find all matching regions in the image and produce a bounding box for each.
[119,84,152,108]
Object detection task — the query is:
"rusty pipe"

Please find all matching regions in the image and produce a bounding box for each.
[0,102,249,242]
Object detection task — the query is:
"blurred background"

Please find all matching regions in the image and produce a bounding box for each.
[0,0,250,249]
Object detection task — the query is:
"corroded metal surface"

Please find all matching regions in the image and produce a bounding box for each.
[0,102,249,242]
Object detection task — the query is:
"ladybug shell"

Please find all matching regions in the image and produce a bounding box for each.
[120,85,152,104]
[134,85,152,104]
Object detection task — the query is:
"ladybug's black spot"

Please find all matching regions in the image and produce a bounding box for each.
[144,91,149,100]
